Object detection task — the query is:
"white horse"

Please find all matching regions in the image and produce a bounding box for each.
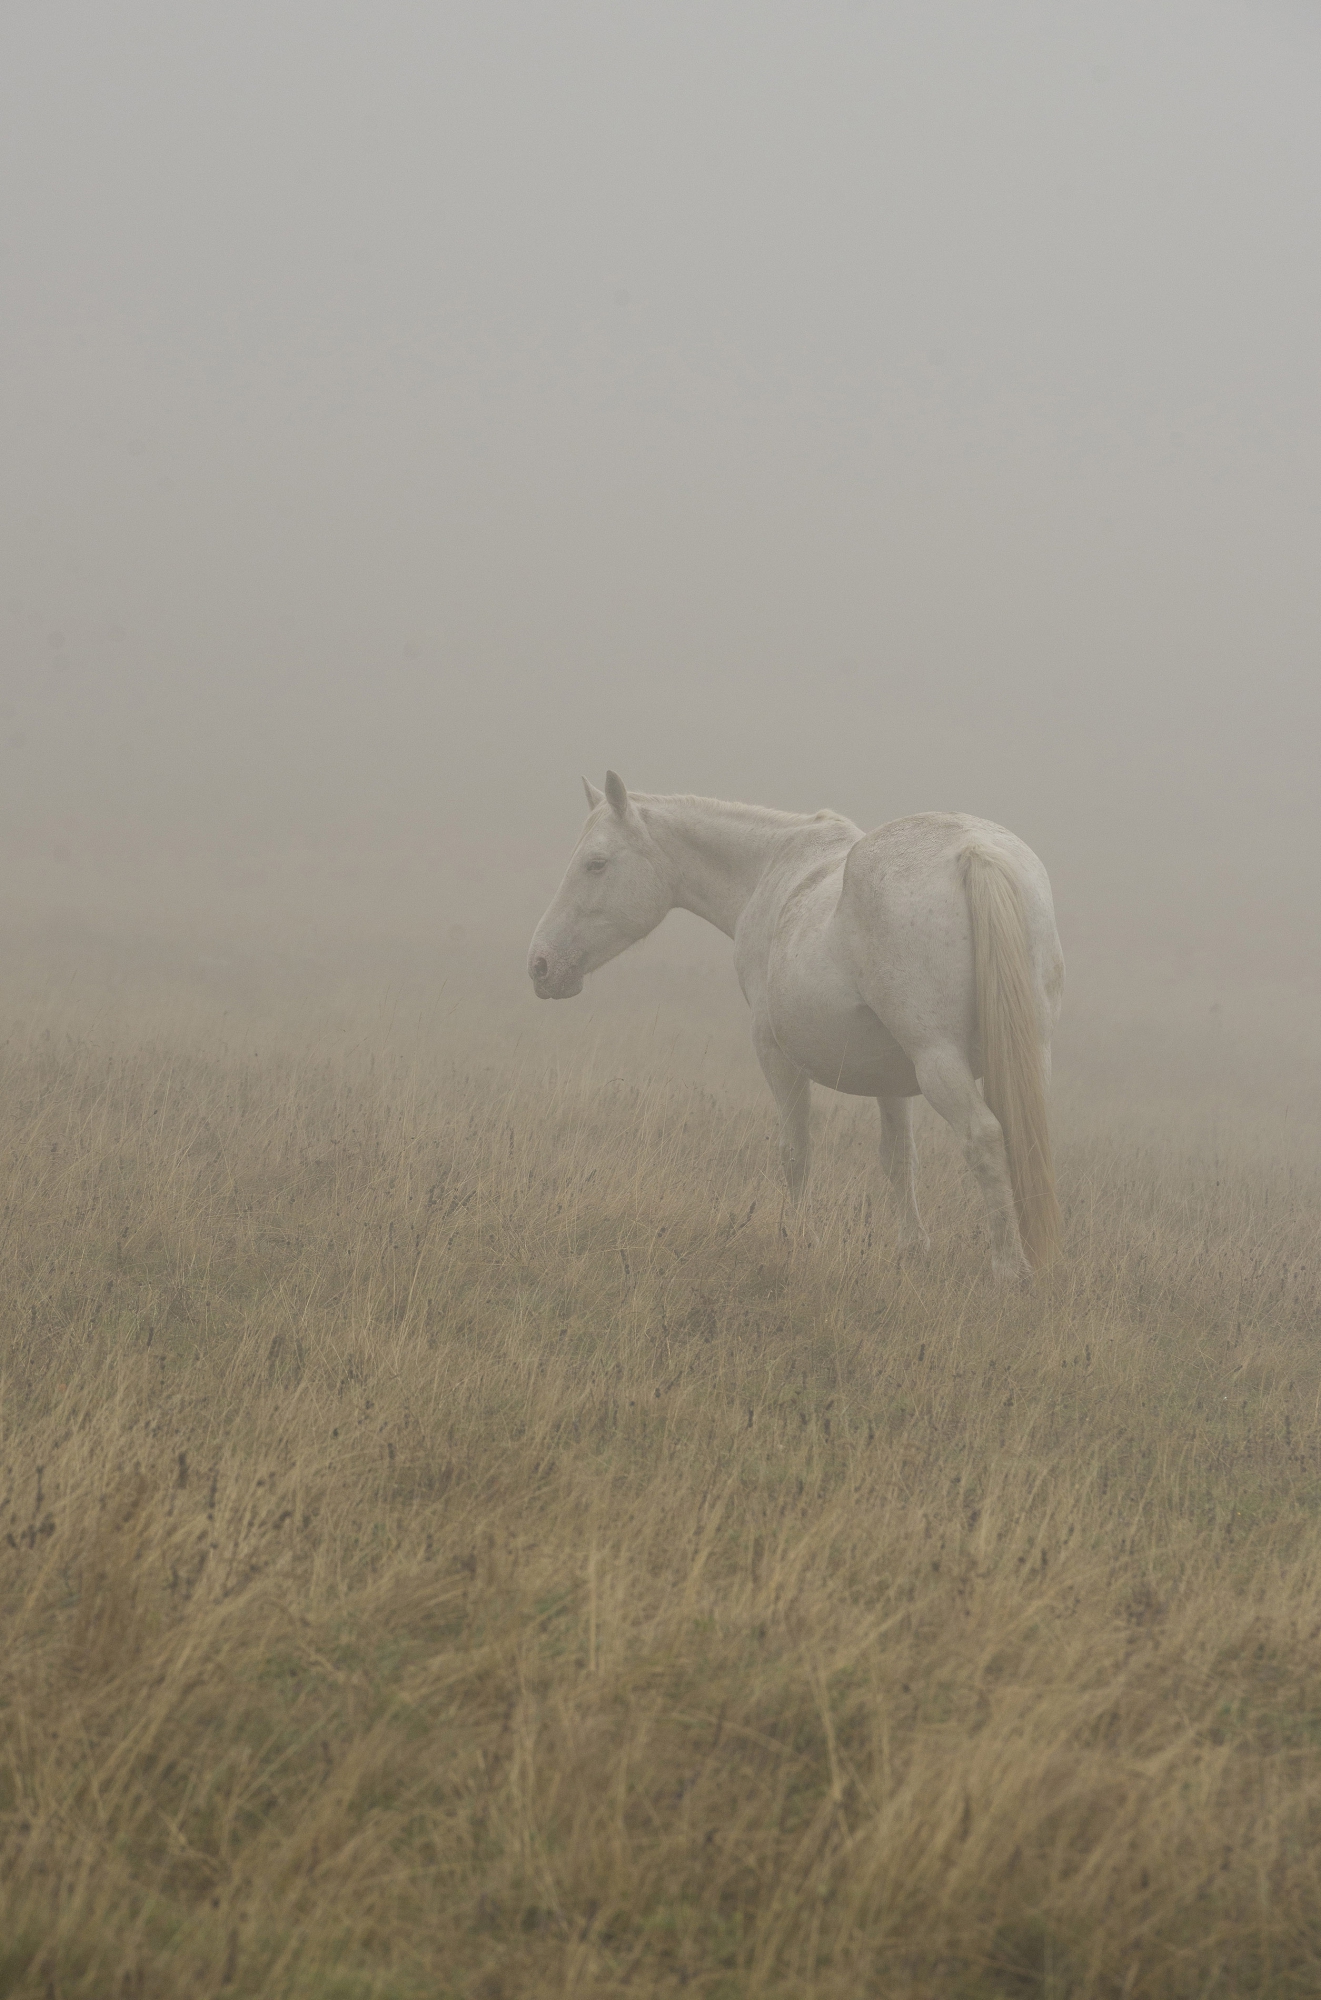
[528,774,1064,1281]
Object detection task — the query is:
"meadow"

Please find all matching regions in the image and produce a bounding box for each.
[0,922,1318,1998]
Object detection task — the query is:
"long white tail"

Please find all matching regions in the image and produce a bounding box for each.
[959,844,1062,1268]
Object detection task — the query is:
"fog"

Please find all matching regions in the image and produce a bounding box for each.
[2,1,1319,980]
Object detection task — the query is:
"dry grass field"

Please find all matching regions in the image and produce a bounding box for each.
[0,927,1319,1999]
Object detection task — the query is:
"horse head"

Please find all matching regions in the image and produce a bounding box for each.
[527,772,672,999]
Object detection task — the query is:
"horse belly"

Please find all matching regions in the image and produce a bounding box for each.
[768,969,918,1098]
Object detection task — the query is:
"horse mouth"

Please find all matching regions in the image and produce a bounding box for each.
[529,956,584,1000]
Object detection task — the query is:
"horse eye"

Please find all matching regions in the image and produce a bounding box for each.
[584,855,608,873]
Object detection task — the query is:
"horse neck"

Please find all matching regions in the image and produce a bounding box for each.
[638,796,815,938]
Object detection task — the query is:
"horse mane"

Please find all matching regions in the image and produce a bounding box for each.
[634,792,843,829]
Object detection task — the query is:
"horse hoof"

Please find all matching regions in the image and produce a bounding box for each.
[992,1260,1033,1290]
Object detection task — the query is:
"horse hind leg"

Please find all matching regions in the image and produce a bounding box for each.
[877,1095,930,1258]
[913,1044,1030,1284]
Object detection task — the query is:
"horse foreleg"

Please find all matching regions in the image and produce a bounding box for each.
[877,1096,930,1257]
[912,1045,1030,1284]
[754,1027,812,1203]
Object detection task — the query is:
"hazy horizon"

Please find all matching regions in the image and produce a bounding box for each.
[3,1,1319,978]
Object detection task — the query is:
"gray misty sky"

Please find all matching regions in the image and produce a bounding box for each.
[1,1,1319,965]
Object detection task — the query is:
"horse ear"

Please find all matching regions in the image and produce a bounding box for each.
[604,770,629,817]
[582,777,604,808]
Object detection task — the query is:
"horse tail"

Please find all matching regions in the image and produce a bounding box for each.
[959,843,1062,1269]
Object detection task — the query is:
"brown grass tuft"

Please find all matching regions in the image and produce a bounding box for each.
[0,941,1318,1997]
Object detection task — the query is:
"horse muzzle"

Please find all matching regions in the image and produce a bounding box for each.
[528,944,584,1000]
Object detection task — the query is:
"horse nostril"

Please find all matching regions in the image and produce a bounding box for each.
[532,957,549,981]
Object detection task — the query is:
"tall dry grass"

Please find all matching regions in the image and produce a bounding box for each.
[0,935,1319,1998]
